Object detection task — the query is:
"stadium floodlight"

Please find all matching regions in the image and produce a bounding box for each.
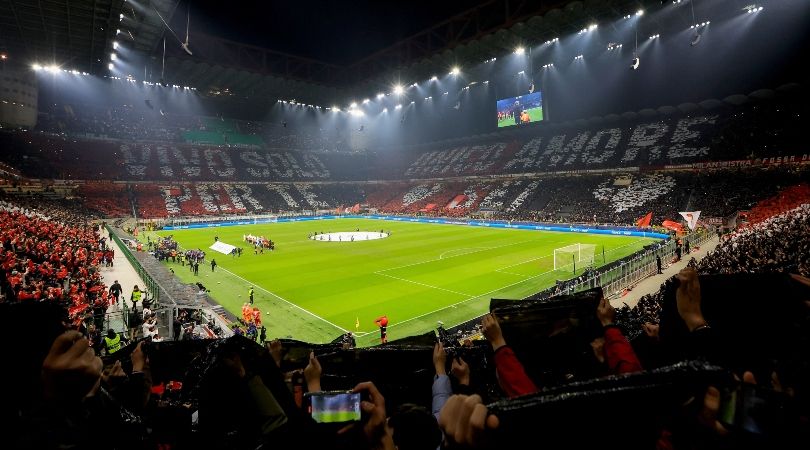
[108,63,114,70]
[636,9,644,16]
[46,64,59,72]
[377,93,385,99]
[113,41,119,49]
[350,102,358,108]
[411,82,418,87]
[395,104,402,109]
[32,64,42,71]
[553,244,596,272]
[362,98,370,104]
[110,53,117,60]
[332,106,340,112]
[393,85,404,95]
[116,28,121,35]
[515,46,525,55]
[382,107,388,112]
[631,57,640,70]
[450,66,460,75]
[589,24,598,31]
[483,80,489,84]
[430,75,438,81]
[119,13,124,20]
[518,70,525,74]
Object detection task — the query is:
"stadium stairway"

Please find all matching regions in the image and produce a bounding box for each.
[99,233,148,333]
[609,236,720,310]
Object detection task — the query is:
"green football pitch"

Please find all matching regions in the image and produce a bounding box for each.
[154,219,656,346]
[498,106,543,128]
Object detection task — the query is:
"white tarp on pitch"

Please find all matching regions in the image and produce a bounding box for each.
[209,241,237,255]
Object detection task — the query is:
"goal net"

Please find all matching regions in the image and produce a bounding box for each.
[553,243,597,272]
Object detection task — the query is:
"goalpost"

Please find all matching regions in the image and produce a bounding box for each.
[553,243,597,273]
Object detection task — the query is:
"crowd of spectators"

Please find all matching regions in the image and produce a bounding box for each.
[0,195,108,328]
[697,204,810,276]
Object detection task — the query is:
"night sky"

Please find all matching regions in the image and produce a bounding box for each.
[186,0,483,64]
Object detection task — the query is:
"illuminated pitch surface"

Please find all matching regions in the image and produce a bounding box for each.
[157,219,655,345]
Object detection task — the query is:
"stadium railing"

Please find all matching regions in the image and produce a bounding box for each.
[560,228,711,299]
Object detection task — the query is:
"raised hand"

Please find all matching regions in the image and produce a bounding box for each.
[303,351,322,392]
[439,394,499,448]
[42,331,103,402]
[433,342,447,375]
[676,267,707,331]
[451,357,471,386]
[481,314,506,351]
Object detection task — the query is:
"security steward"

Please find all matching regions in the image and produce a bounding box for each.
[104,328,124,355]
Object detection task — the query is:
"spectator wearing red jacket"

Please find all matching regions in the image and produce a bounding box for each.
[481,313,538,398]
[595,295,644,375]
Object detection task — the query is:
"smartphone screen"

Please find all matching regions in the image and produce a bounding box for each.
[306,391,362,423]
[719,384,785,435]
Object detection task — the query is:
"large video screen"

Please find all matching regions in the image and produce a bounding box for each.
[497,91,543,128]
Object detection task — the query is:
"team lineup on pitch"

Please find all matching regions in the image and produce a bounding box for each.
[155,218,656,346]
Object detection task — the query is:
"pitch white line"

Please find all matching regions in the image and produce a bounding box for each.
[217,266,348,333]
[438,247,490,259]
[497,270,531,277]
[376,272,474,298]
[378,239,536,273]
[387,266,559,329]
[495,254,552,272]
[387,238,650,330]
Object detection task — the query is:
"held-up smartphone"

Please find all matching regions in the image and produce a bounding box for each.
[718,384,788,435]
[304,390,362,424]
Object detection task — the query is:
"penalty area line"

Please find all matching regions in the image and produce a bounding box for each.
[388,237,651,330]
[217,266,348,333]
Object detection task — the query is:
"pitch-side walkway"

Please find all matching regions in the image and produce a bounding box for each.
[99,233,148,332]
[609,236,720,309]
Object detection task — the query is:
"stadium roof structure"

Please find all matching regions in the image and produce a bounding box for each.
[2,0,666,105]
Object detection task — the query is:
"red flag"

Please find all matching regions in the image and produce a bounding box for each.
[351,203,361,213]
[661,220,683,232]
[636,212,652,227]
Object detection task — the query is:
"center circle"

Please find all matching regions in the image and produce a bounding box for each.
[310,231,390,242]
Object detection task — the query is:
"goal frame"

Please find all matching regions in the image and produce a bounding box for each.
[553,243,596,272]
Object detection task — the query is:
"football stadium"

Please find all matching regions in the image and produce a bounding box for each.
[1,0,810,448]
